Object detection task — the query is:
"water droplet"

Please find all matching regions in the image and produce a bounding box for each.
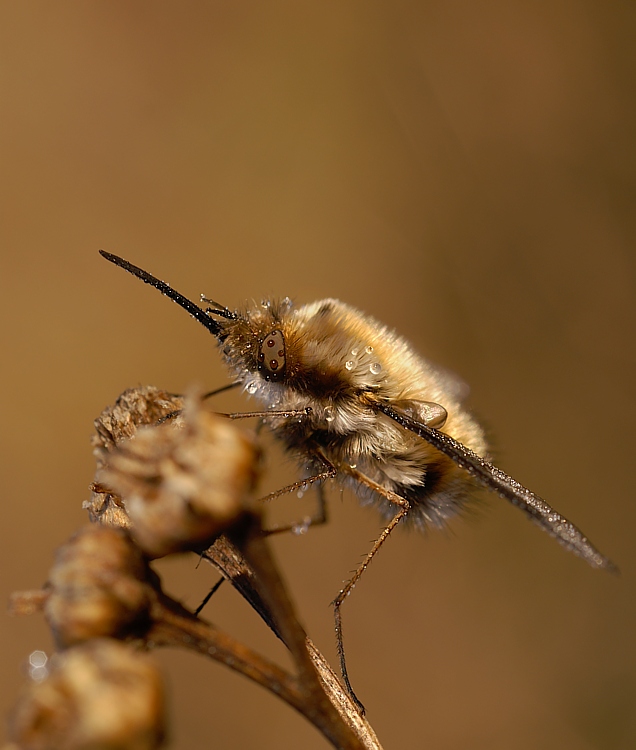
[349,463,357,469]
[282,296,292,307]
[29,651,47,668]
[28,651,48,682]
[261,299,271,309]
[370,362,382,374]
[293,517,311,535]
[296,489,305,499]
[351,347,359,356]
[30,665,48,682]
[365,345,374,354]
[345,360,354,370]
[324,406,335,422]
[246,381,258,394]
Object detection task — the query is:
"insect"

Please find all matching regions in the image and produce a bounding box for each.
[99,250,615,712]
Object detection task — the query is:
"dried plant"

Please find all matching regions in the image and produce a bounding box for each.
[7,387,382,750]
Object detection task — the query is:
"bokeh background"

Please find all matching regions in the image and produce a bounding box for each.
[2,3,635,748]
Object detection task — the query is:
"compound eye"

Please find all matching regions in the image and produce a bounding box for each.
[258,329,286,379]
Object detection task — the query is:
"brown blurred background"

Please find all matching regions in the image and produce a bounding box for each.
[1,2,635,748]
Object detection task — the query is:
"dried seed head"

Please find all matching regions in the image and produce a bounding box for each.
[84,485,131,531]
[92,386,186,458]
[98,396,258,558]
[8,639,166,750]
[44,526,152,648]
[86,386,185,529]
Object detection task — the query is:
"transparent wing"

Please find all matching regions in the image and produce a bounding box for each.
[379,403,616,572]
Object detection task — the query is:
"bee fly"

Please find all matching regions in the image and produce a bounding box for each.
[99,250,615,713]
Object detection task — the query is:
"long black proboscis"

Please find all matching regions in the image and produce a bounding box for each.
[379,403,616,572]
[99,250,223,338]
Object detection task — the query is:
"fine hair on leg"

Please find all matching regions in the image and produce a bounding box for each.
[263,482,329,537]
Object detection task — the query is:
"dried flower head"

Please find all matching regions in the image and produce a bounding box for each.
[98,395,258,558]
[8,639,166,750]
[86,386,185,529]
[44,525,152,648]
[92,386,185,458]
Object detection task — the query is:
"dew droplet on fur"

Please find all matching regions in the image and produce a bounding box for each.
[345,360,354,370]
[365,345,374,354]
[324,406,334,422]
[370,362,382,374]
[351,347,359,356]
[246,381,258,394]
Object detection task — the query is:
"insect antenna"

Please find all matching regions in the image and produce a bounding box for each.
[200,294,236,321]
[379,403,617,572]
[99,250,226,339]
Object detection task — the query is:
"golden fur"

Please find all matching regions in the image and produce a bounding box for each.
[221,298,487,528]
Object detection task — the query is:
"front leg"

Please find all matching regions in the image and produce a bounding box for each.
[263,483,329,537]
[258,449,336,505]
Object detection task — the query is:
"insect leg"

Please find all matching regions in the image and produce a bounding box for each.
[217,408,312,420]
[332,466,410,715]
[155,409,182,425]
[202,381,243,400]
[194,576,225,616]
[257,451,336,505]
[263,482,329,537]
[155,381,243,425]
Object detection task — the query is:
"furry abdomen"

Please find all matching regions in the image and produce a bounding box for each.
[275,409,481,529]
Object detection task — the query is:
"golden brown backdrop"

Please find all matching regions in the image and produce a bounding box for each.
[1,2,635,748]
